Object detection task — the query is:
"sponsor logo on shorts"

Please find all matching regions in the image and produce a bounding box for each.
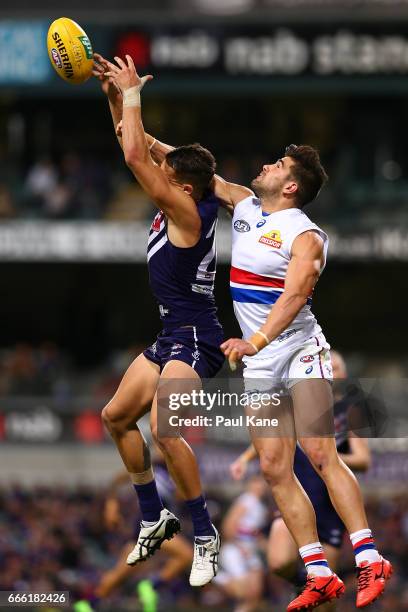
[51,48,62,69]
[192,350,201,361]
[234,219,251,232]
[256,219,266,228]
[277,329,297,342]
[300,355,314,363]
[259,229,282,248]
[305,366,313,374]
[171,344,183,350]
[151,342,157,354]
[159,305,169,317]
[170,351,181,357]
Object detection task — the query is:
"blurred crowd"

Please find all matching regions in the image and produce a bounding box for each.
[0,343,145,402]
[1,147,408,228]
[0,482,407,611]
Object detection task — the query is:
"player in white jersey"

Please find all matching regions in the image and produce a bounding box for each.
[90,62,392,608]
[215,475,269,612]
[219,146,392,610]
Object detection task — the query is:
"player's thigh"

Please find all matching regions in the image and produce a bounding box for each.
[268,517,298,570]
[291,378,335,439]
[151,359,201,438]
[103,353,160,425]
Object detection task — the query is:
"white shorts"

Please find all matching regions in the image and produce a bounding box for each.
[243,331,333,391]
[215,541,263,584]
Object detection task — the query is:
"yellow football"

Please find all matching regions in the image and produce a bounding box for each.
[47,17,93,84]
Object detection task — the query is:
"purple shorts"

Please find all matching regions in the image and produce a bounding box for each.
[144,325,225,379]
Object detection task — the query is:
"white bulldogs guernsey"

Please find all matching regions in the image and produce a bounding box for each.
[230,196,329,362]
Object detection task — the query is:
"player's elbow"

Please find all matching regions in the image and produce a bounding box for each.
[124,148,140,169]
[124,146,149,170]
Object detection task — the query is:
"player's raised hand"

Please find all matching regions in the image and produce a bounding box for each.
[220,338,257,371]
[105,55,153,92]
[92,52,121,98]
[229,457,248,481]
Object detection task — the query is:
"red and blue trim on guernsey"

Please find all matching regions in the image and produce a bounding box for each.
[230,266,312,306]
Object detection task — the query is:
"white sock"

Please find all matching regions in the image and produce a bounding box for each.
[299,542,333,577]
[350,529,381,565]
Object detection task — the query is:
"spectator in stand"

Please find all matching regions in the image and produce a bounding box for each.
[24,158,58,216]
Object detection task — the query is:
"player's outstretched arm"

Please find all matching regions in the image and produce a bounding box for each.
[211,175,254,215]
[340,437,371,471]
[105,56,201,233]
[93,53,124,148]
[229,444,257,480]
[95,56,251,214]
[221,231,324,369]
[94,56,250,208]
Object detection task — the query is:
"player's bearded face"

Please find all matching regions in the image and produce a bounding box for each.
[251,161,293,198]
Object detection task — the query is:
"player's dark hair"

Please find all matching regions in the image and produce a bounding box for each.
[166,143,216,198]
[285,144,328,208]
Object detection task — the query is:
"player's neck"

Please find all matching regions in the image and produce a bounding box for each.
[259,196,298,214]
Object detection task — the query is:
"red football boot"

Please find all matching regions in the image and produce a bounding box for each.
[356,557,393,608]
[287,573,345,611]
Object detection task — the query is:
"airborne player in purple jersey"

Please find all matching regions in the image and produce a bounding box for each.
[92,54,231,587]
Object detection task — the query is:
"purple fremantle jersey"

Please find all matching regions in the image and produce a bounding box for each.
[147,190,221,330]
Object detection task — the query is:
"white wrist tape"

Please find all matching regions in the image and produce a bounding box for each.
[123,86,141,108]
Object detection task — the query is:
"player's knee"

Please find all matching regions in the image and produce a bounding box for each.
[259,449,289,484]
[301,440,334,474]
[101,402,127,434]
[152,431,178,454]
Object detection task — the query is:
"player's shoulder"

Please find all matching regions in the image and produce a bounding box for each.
[286,208,328,245]
[233,194,260,217]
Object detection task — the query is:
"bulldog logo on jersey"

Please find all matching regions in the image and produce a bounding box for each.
[259,229,282,249]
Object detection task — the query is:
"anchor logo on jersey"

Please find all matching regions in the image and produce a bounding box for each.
[152,211,165,232]
[259,229,282,249]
